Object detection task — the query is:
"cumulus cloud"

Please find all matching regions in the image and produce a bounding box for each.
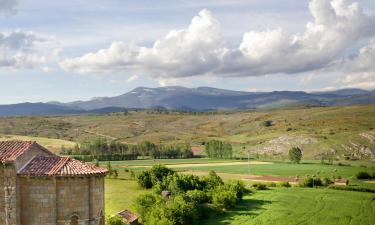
[61,9,223,77]
[60,0,375,79]
[0,0,17,15]
[0,31,52,70]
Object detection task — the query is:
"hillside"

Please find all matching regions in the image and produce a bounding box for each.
[1,87,375,117]
[0,105,374,160]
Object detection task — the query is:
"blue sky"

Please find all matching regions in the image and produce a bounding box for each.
[0,0,375,104]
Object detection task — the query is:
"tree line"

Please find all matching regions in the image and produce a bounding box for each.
[204,139,233,159]
[60,139,193,161]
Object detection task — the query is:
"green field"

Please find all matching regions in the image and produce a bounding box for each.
[202,188,375,225]
[104,158,375,225]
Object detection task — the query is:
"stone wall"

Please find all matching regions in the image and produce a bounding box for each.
[1,165,20,225]
[19,177,56,225]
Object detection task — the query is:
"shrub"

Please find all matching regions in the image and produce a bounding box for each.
[261,120,273,127]
[201,171,224,190]
[267,182,277,187]
[356,171,371,179]
[186,190,208,204]
[301,177,323,187]
[137,171,153,188]
[211,187,237,209]
[279,182,291,187]
[107,215,125,225]
[251,183,268,190]
[227,180,247,200]
[322,177,334,186]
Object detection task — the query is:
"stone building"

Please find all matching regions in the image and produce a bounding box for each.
[0,140,108,225]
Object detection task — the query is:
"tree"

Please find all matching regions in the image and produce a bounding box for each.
[289,147,302,163]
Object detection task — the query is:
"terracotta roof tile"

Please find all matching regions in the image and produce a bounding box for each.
[0,140,36,163]
[18,156,108,177]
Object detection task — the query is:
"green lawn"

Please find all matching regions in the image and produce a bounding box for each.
[105,177,149,216]
[202,188,375,225]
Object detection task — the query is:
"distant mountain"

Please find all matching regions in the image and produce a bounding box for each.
[65,86,375,111]
[0,103,126,117]
[0,87,374,116]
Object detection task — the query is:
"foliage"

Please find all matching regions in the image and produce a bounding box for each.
[356,171,371,179]
[61,139,193,161]
[205,140,233,159]
[211,186,237,209]
[134,167,247,224]
[106,215,125,225]
[300,177,323,187]
[289,147,302,164]
[261,120,273,127]
[251,183,268,190]
[327,185,375,193]
[279,182,291,187]
[137,165,175,188]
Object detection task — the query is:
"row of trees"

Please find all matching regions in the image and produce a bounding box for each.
[204,140,233,159]
[134,165,247,225]
[60,139,193,161]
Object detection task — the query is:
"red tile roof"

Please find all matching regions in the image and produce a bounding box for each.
[0,140,52,163]
[18,156,108,177]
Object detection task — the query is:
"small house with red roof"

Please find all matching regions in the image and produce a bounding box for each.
[0,140,108,225]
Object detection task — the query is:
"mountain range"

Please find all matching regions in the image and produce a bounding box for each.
[1,86,374,116]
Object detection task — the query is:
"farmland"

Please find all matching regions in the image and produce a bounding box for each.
[0,105,374,159]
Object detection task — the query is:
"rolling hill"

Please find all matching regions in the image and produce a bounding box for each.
[0,86,374,117]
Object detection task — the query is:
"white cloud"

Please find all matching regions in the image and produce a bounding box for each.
[60,0,375,79]
[0,0,17,15]
[0,31,55,70]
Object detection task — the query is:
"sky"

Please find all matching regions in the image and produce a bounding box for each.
[0,0,375,104]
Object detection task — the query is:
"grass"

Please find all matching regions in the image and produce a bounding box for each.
[174,161,375,179]
[0,134,76,153]
[202,188,375,225]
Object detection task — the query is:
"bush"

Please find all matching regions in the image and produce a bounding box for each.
[356,171,371,179]
[322,177,334,186]
[137,171,153,188]
[261,120,273,127]
[301,177,323,187]
[186,190,208,204]
[279,182,291,187]
[267,182,277,187]
[251,183,268,190]
[107,215,125,225]
[211,187,237,209]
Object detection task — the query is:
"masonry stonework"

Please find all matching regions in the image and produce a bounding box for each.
[0,141,107,225]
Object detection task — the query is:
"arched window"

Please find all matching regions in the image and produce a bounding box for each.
[70,215,79,225]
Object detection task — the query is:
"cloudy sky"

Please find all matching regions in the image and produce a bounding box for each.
[1,0,375,104]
